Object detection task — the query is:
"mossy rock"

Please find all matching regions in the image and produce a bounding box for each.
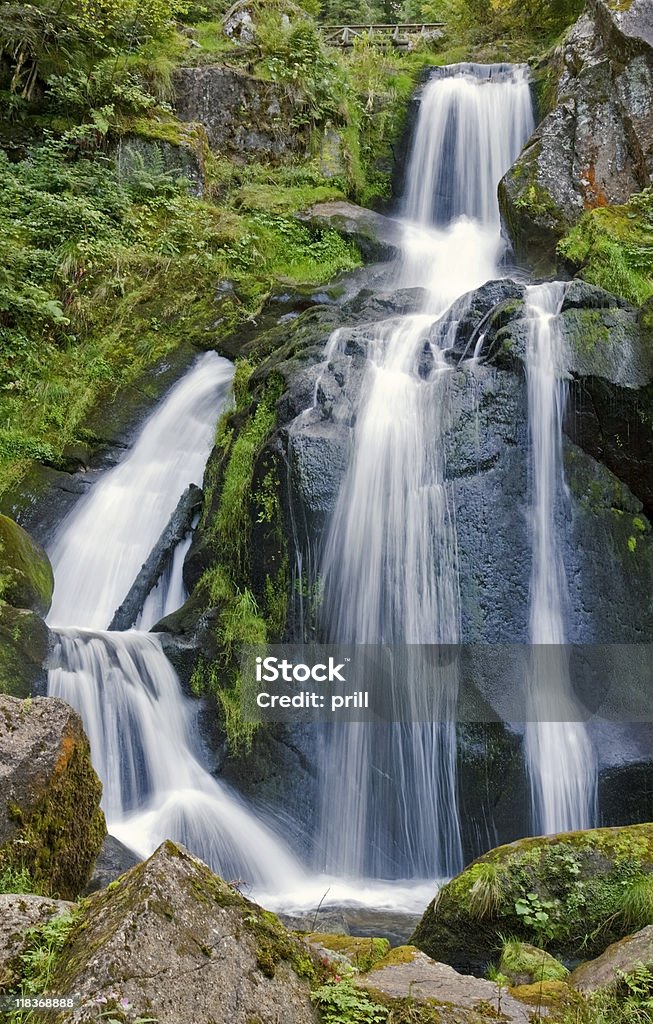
[0,515,53,616]
[499,940,568,985]
[0,604,49,698]
[46,841,321,1024]
[307,933,390,972]
[411,824,653,971]
[0,695,105,899]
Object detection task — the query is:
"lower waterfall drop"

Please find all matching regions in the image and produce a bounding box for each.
[523,284,598,834]
[46,353,305,890]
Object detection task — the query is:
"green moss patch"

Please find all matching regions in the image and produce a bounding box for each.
[0,726,105,899]
[412,824,653,969]
[558,190,653,306]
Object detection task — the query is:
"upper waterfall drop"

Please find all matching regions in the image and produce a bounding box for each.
[402,64,534,228]
[47,354,233,631]
[315,63,535,881]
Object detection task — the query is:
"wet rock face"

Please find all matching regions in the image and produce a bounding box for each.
[499,0,653,270]
[48,841,318,1024]
[0,695,106,899]
[174,66,305,163]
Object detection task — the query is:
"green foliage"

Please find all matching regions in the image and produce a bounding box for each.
[558,189,653,306]
[0,864,39,894]
[19,911,78,996]
[467,862,508,919]
[565,963,653,1024]
[311,980,388,1024]
[621,876,653,931]
[514,891,558,939]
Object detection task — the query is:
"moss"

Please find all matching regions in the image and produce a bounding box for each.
[558,190,653,306]
[411,825,653,969]
[309,934,390,972]
[0,516,53,615]
[0,605,49,698]
[509,980,577,1008]
[370,945,420,969]
[0,725,106,899]
[499,940,568,984]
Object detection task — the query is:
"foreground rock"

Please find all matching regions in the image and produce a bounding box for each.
[0,695,105,898]
[0,894,73,990]
[499,0,653,270]
[46,841,318,1024]
[411,824,653,971]
[570,925,653,994]
[297,201,403,261]
[356,946,536,1023]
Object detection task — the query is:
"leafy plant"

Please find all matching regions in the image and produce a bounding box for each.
[311,980,388,1024]
[0,864,39,894]
[514,891,558,939]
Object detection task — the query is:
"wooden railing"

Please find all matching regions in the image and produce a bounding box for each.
[322,23,445,48]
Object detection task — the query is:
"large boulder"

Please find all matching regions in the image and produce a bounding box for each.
[569,925,653,994]
[499,0,653,272]
[0,695,105,899]
[0,894,73,990]
[411,824,653,972]
[44,841,319,1024]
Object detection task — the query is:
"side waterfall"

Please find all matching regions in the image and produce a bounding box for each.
[524,285,598,834]
[47,353,304,889]
[316,65,534,879]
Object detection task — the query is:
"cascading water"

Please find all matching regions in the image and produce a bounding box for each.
[316,65,534,880]
[47,353,304,889]
[523,284,598,834]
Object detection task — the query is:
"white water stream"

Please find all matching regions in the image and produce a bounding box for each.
[47,354,304,890]
[316,65,534,880]
[523,284,597,833]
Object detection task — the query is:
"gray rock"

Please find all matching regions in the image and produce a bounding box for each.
[499,0,653,270]
[0,894,73,990]
[0,695,105,899]
[47,841,318,1024]
[570,925,653,994]
[297,201,404,261]
[84,834,140,894]
[356,947,536,1023]
[110,483,203,630]
[174,66,305,163]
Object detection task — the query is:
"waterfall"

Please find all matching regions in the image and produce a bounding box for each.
[315,65,534,880]
[523,285,598,834]
[47,353,304,890]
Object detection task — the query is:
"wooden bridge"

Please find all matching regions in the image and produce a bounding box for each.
[322,23,445,49]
